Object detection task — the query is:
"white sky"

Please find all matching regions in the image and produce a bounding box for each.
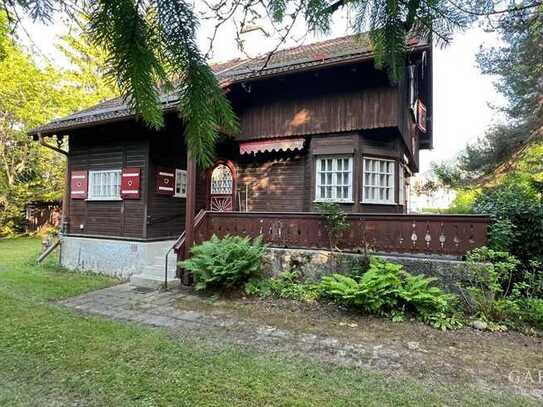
[21,11,503,174]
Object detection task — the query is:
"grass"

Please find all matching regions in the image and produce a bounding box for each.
[0,237,538,406]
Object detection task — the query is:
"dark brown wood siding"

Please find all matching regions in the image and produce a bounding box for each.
[239,86,399,140]
[62,58,422,242]
[146,116,187,239]
[67,122,149,239]
[397,71,419,171]
[232,62,399,141]
[213,131,406,215]
[236,153,307,212]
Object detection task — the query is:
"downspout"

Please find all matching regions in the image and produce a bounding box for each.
[38,133,70,233]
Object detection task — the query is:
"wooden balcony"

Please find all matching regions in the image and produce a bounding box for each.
[178,211,489,258]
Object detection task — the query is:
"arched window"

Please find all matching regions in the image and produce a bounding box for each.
[210,164,233,195]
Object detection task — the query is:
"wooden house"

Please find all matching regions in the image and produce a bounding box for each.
[30,34,488,284]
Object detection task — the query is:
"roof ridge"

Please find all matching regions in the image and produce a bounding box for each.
[209,32,367,69]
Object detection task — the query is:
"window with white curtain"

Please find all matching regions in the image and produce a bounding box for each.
[88,169,121,200]
[174,169,187,198]
[315,156,353,202]
[362,158,395,204]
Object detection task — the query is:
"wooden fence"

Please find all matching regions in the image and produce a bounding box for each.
[24,201,62,233]
[183,211,489,258]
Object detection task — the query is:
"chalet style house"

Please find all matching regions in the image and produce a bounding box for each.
[30,34,488,284]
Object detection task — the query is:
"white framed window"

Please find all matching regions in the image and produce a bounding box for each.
[399,165,405,206]
[315,156,353,202]
[174,169,187,198]
[88,169,121,200]
[362,157,395,204]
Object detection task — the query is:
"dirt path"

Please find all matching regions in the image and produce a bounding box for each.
[61,283,543,401]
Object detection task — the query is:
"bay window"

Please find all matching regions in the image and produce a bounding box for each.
[315,156,353,202]
[362,157,395,204]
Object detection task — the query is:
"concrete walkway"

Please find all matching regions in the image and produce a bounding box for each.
[60,283,387,369]
[60,283,543,401]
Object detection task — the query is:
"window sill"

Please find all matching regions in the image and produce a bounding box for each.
[173,195,187,199]
[86,198,123,202]
[361,201,397,205]
[314,200,354,204]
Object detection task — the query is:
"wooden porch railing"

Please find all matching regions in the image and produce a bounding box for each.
[180,211,489,258]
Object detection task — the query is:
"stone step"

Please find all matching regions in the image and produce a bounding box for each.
[130,274,179,289]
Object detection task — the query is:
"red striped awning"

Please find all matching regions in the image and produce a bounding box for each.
[239,137,305,155]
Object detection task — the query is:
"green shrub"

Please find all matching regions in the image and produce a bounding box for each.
[495,298,543,331]
[473,176,543,265]
[245,271,320,301]
[512,298,543,330]
[512,260,543,299]
[460,248,543,330]
[449,189,479,214]
[319,273,367,307]
[319,258,457,329]
[315,202,350,250]
[180,235,266,291]
[465,247,520,295]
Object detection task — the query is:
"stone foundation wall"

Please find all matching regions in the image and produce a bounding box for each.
[262,248,473,293]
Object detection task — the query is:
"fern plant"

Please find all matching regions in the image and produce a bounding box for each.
[319,257,458,328]
[320,274,366,306]
[180,234,266,291]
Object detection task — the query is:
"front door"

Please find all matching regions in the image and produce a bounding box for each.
[209,163,234,211]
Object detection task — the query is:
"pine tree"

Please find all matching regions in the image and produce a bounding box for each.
[1,1,540,167]
[434,5,543,186]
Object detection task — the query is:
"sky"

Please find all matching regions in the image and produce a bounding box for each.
[20,9,503,174]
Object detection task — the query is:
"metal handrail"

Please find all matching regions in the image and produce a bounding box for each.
[163,209,207,289]
[36,238,61,264]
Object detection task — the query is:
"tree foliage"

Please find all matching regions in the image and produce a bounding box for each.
[83,0,239,167]
[435,5,543,186]
[4,1,536,167]
[0,15,116,236]
[473,175,543,265]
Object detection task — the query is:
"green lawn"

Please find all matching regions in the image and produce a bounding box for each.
[0,238,536,406]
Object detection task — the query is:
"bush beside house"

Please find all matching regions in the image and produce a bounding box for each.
[180,233,543,333]
[180,235,266,291]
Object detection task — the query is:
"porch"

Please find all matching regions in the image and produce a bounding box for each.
[173,210,489,279]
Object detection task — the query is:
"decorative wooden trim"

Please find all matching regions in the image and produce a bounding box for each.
[121,167,141,199]
[193,211,489,257]
[70,170,88,200]
[206,159,237,211]
[156,167,175,196]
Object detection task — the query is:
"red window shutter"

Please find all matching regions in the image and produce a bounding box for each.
[121,167,141,199]
[417,100,427,133]
[70,170,88,199]
[156,167,175,196]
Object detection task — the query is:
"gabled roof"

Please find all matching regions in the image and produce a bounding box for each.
[30,33,429,136]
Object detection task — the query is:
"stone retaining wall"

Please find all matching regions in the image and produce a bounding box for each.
[262,247,474,293]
